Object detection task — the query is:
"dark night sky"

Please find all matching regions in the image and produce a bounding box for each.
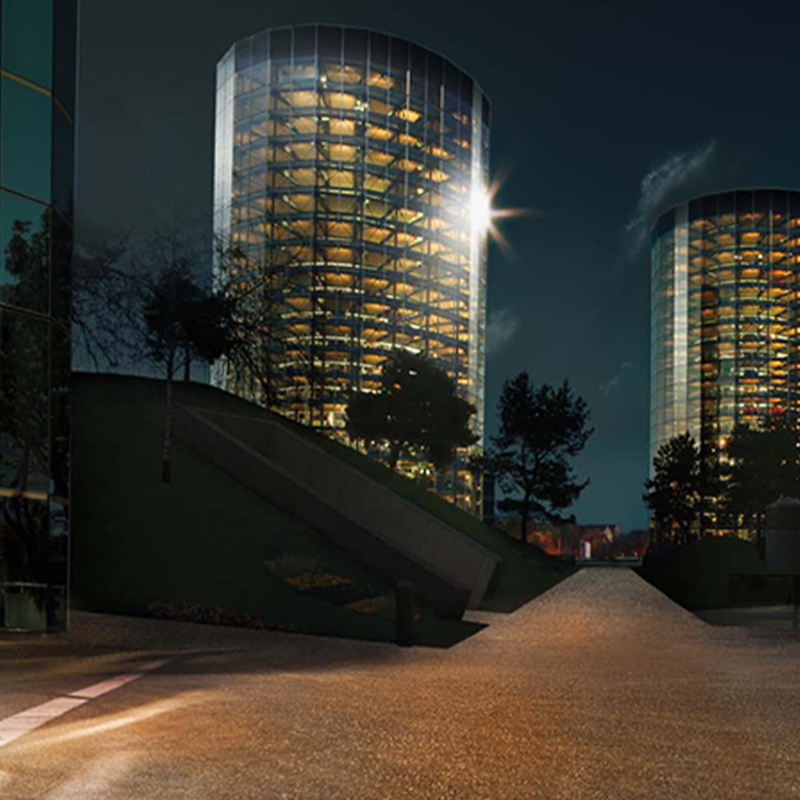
[75,0,800,531]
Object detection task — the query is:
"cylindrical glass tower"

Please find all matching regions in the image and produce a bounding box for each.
[651,189,800,534]
[212,24,490,513]
[0,0,78,630]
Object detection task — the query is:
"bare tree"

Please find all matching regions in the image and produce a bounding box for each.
[141,258,234,481]
[210,237,311,416]
[71,228,148,374]
[71,221,233,482]
[71,221,311,481]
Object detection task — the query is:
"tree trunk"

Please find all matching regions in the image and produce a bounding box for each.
[161,350,174,483]
[183,340,190,382]
[520,500,529,545]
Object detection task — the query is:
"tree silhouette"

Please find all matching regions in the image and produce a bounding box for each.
[209,238,308,413]
[140,258,235,482]
[644,433,702,545]
[720,414,800,553]
[489,372,593,543]
[346,350,477,472]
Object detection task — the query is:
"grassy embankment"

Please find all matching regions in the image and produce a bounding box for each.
[169,375,574,611]
[72,373,571,645]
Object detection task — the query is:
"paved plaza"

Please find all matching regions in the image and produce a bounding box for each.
[0,567,799,799]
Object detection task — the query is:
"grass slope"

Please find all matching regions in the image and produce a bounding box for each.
[170,375,575,610]
[71,373,484,645]
[74,372,572,616]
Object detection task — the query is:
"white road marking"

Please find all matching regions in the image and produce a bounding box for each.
[0,698,89,748]
[68,674,143,700]
[0,659,169,750]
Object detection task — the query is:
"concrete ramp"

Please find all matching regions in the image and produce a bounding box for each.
[173,404,504,618]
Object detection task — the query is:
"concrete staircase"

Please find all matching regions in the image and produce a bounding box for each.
[174,402,504,620]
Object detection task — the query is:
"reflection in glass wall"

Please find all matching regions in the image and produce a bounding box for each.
[0,0,77,631]
[651,189,800,536]
[212,25,490,513]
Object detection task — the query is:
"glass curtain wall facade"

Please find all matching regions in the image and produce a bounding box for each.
[0,0,78,630]
[651,189,800,536]
[212,25,490,513]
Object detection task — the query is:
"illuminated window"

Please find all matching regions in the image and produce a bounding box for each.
[214,25,490,514]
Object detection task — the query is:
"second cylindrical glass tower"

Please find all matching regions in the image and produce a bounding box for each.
[651,188,800,534]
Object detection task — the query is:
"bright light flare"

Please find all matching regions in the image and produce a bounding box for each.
[470,186,493,234]
[468,170,542,257]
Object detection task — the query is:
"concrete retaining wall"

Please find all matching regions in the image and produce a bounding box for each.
[174,404,503,610]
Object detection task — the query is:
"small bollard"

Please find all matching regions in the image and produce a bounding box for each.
[395,580,415,647]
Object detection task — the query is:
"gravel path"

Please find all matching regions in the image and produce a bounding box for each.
[1,567,798,799]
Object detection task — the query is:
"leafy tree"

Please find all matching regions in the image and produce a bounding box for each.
[489,372,593,543]
[643,433,702,545]
[345,350,477,472]
[720,414,800,552]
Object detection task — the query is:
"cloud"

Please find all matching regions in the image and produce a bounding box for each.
[599,361,635,397]
[599,375,620,397]
[486,308,520,355]
[624,141,718,258]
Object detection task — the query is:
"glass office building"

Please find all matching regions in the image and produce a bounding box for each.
[212,24,490,512]
[651,189,800,535]
[0,0,78,630]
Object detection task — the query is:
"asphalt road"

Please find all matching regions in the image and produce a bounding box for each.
[1,568,799,800]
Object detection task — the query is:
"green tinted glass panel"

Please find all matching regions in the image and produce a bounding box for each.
[0,189,49,313]
[0,75,52,201]
[1,0,53,89]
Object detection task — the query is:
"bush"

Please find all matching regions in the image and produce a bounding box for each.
[147,601,298,632]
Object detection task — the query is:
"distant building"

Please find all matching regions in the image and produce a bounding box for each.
[0,0,79,631]
[491,517,623,558]
[651,189,800,537]
[211,24,490,514]
[580,523,621,541]
[576,524,620,559]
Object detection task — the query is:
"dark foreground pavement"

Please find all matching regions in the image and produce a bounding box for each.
[1,568,799,800]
